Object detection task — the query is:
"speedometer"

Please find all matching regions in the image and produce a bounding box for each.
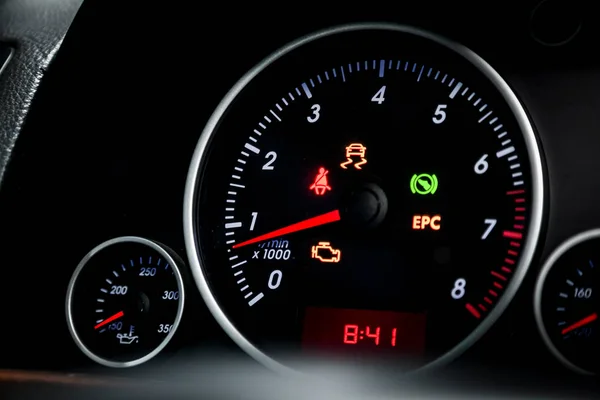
[184,23,544,372]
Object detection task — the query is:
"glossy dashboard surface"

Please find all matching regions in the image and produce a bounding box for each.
[0,0,599,393]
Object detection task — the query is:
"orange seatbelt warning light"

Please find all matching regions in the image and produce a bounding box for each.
[412,215,442,230]
[340,143,367,170]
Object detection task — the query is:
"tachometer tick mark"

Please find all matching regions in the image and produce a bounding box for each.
[461,87,469,96]
[474,98,481,106]
[310,79,315,87]
[396,60,401,70]
[230,183,245,189]
[479,104,488,112]
[513,181,524,186]
[427,67,432,77]
[493,124,503,131]
[96,309,103,313]
[232,175,241,180]
[501,139,511,146]
[478,111,492,123]
[282,98,289,106]
[259,122,267,129]
[231,260,247,269]
[404,62,409,71]
[468,92,475,101]
[348,63,353,73]
[301,83,313,99]
[97,298,104,303]
[577,269,583,276]
[491,271,507,281]
[240,285,249,292]
[559,292,568,298]
[263,115,272,124]
[498,132,508,139]
[233,270,243,276]
[379,59,385,77]
[105,279,112,285]
[434,70,440,79]
[496,146,515,158]
[241,151,249,157]
[448,78,455,87]
[325,71,330,80]
[112,271,119,278]
[237,278,246,284]
[248,293,264,306]
[465,303,481,319]
[101,288,107,293]
[234,167,243,172]
[244,142,260,154]
[121,264,126,271]
[244,292,253,299]
[488,117,498,125]
[512,172,522,178]
[441,74,448,83]
[417,65,424,81]
[295,87,301,96]
[341,66,346,82]
[449,82,463,98]
[276,103,282,111]
[566,279,574,286]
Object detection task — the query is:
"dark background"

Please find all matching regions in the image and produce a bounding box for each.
[0,0,599,393]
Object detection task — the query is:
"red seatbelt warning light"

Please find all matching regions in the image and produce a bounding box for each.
[309,167,332,195]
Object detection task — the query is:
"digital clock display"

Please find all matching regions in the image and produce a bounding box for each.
[302,307,426,357]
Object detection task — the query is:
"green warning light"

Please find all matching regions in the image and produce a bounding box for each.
[410,173,438,195]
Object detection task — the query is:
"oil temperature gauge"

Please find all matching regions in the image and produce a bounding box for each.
[535,229,600,375]
[66,236,185,368]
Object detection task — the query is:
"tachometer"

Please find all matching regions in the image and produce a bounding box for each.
[184,23,544,372]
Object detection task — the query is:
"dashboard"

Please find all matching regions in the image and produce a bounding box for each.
[0,0,599,397]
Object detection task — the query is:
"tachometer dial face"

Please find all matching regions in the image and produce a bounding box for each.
[535,230,600,375]
[184,24,544,372]
[66,237,185,368]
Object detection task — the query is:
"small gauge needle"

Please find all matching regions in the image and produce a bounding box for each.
[561,312,598,335]
[232,210,341,249]
[94,310,124,330]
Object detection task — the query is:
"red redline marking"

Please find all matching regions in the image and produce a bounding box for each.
[510,241,521,248]
[508,250,518,256]
[465,303,481,319]
[501,266,512,273]
[514,224,524,230]
[507,190,525,195]
[505,258,515,265]
[515,207,526,212]
[493,282,503,289]
[515,216,525,221]
[503,231,523,239]
[484,297,493,304]
[491,271,507,281]
[515,198,525,203]
[489,289,498,297]
[478,304,487,312]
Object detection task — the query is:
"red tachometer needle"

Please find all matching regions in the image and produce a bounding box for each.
[561,312,597,335]
[94,310,124,330]
[232,210,341,249]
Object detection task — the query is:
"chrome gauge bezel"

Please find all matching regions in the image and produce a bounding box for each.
[65,236,185,368]
[184,22,545,375]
